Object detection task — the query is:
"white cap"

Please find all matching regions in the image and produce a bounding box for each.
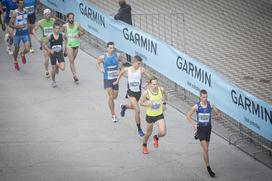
[43,9,51,15]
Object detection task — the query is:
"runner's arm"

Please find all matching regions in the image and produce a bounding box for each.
[43,35,53,54]
[63,33,67,54]
[62,25,68,52]
[62,33,67,53]
[117,53,123,69]
[161,87,168,103]
[32,21,41,42]
[141,67,152,80]
[187,105,198,131]
[140,91,152,107]
[9,10,16,29]
[77,23,85,37]
[114,67,127,85]
[96,55,104,73]
[211,104,220,121]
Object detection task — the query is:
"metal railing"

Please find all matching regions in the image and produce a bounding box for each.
[132,13,186,52]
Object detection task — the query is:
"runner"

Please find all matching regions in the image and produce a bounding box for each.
[140,76,167,154]
[33,8,54,78]
[187,89,220,177]
[44,22,65,88]
[63,12,84,83]
[9,0,29,71]
[0,3,6,31]
[1,0,17,55]
[114,55,151,137]
[97,42,122,123]
[24,0,38,53]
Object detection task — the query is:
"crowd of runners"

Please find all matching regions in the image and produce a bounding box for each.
[0,0,221,178]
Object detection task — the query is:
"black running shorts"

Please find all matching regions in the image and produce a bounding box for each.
[127,89,141,102]
[50,52,65,65]
[104,79,119,90]
[146,113,164,124]
[197,125,212,142]
[27,13,36,24]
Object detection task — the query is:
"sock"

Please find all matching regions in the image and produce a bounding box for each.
[207,166,215,177]
[137,123,141,131]
[154,135,159,140]
[142,143,147,147]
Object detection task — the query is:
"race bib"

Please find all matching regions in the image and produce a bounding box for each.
[152,101,161,111]
[128,79,140,92]
[198,113,210,123]
[43,27,53,36]
[107,70,118,80]
[52,45,62,52]
[25,5,35,14]
[68,32,79,39]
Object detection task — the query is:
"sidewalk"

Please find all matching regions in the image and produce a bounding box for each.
[0,33,271,181]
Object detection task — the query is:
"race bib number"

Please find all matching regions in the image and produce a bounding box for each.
[128,79,140,92]
[198,113,210,123]
[107,70,118,80]
[68,32,79,39]
[152,102,161,111]
[52,45,62,52]
[25,5,35,14]
[43,27,53,36]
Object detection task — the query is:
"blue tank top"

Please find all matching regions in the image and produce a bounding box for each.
[1,0,17,24]
[24,0,36,15]
[103,52,118,80]
[14,9,28,36]
[196,101,212,126]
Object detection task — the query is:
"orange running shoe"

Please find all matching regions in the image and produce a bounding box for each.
[153,136,159,148]
[142,145,149,154]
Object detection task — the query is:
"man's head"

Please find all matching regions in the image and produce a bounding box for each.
[118,0,126,8]
[132,55,142,69]
[53,22,60,34]
[200,89,208,103]
[17,0,24,9]
[106,42,115,54]
[43,9,51,20]
[149,76,158,90]
[66,12,74,24]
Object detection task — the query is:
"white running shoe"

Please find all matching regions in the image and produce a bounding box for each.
[29,47,35,53]
[112,115,118,123]
[6,47,13,55]
[45,71,50,78]
[51,81,57,88]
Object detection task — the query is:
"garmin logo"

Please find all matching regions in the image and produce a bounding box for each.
[231,90,272,125]
[176,56,211,87]
[79,2,105,28]
[123,28,157,56]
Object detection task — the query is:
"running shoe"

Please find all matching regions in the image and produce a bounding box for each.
[112,115,118,123]
[120,103,126,117]
[51,81,57,88]
[45,71,50,78]
[6,47,13,55]
[207,166,215,177]
[73,76,79,84]
[138,129,145,137]
[142,145,149,154]
[14,62,20,71]
[153,135,159,148]
[29,47,34,53]
[21,53,26,64]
